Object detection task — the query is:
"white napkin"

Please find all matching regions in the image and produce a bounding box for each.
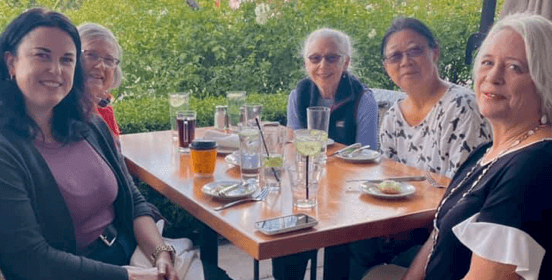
[202,130,240,150]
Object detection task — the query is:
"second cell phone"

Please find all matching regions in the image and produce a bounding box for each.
[255,214,318,235]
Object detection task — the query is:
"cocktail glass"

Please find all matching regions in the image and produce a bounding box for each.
[169,91,191,140]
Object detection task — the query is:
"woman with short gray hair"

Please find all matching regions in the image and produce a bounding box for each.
[78,23,123,140]
[286,27,378,148]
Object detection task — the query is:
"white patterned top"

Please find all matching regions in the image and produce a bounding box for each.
[378,84,491,178]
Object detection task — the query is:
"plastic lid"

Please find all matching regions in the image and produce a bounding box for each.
[190,140,217,150]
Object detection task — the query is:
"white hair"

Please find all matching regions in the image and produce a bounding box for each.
[302,28,353,70]
[473,13,552,121]
[78,23,123,89]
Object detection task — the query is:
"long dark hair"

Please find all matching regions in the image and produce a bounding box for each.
[380,17,439,57]
[0,7,93,142]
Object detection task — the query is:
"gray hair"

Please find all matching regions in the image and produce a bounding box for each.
[78,23,123,89]
[473,13,552,121]
[302,28,353,71]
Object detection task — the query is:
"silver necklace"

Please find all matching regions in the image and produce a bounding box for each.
[424,124,547,273]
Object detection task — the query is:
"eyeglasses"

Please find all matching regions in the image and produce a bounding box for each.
[307,53,343,64]
[82,50,120,68]
[383,46,426,64]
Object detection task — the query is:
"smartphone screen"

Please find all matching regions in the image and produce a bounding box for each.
[255,214,317,234]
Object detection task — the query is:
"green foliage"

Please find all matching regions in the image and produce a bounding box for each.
[113,92,288,133]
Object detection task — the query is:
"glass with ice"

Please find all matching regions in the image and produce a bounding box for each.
[239,126,261,183]
[169,91,190,140]
[261,122,285,191]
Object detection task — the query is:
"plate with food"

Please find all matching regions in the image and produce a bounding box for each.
[337,149,381,163]
[202,180,258,200]
[360,180,415,199]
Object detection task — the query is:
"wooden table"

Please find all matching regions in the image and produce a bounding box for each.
[120,129,450,279]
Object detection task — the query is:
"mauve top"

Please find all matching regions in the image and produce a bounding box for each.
[35,140,118,250]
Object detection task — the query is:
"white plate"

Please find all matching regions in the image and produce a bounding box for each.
[360,182,416,199]
[326,138,335,146]
[337,149,381,163]
[202,180,258,200]
[225,152,240,166]
[217,147,239,155]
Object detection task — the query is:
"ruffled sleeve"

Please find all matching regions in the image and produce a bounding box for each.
[453,213,545,280]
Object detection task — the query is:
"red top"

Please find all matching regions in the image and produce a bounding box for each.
[96,105,120,137]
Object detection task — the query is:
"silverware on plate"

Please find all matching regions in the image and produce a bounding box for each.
[214,187,270,211]
[346,176,426,184]
[329,143,361,157]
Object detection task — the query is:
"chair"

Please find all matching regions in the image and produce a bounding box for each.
[371,88,406,147]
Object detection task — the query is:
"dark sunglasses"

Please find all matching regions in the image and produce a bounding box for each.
[307,53,343,64]
[383,46,426,64]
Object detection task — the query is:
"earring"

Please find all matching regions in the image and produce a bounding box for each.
[541,115,548,125]
[342,73,346,79]
[9,74,15,81]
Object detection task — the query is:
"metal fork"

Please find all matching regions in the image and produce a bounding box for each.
[425,171,446,188]
[214,187,270,211]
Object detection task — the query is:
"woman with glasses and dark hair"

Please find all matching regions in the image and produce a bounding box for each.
[286,28,378,147]
[78,23,123,143]
[379,17,491,178]
[0,8,180,280]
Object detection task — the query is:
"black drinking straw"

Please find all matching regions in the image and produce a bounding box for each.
[255,118,281,183]
[305,156,309,200]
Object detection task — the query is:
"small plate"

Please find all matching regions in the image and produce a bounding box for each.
[360,182,416,199]
[202,180,258,200]
[217,147,239,155]
[225,152,240,166]
[326,138,335,146]
[337,149,381,163]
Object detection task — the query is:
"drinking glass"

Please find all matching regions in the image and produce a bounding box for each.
[286,161,323,208]
[177,110,196,153]
[239,126,261,183]
[169,91,191,140]
[244,104,263,128]
[261,122,285,191]
[307,106,330,164]
[227,91,246,130]
[293,129,323,164]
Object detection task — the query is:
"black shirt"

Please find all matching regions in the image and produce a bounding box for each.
[426,140,552,280]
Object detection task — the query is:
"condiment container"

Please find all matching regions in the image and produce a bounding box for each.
[190,140,218,178]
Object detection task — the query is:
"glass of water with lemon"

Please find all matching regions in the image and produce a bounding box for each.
[293,129,324,164]
[261,122,285,191]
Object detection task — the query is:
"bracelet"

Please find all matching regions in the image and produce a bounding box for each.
[150,244,176,266]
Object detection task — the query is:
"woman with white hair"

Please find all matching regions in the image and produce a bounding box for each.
[364,13,552,280]
[286,28,378,147]
[78,23,123,141]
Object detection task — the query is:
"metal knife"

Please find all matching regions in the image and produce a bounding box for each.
[346,176,427,183]
[329,143,361,157]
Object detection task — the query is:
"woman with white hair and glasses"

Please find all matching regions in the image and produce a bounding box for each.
[78,23,123,142]
[286,27,378,148]
[364,13,552,280]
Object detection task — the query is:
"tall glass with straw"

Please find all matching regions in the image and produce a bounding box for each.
[289,129,323,208]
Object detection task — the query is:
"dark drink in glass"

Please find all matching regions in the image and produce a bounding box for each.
[177,111,197,152]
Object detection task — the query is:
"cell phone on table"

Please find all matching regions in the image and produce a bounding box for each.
[255,214,318,235]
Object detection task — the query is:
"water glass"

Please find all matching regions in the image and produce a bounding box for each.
[239,126,261,182]
[286,162,323,208]
[177,110,196,153]
[244,104,263,128]
[227,91,246,130]
[307,106,330,163]
[169,91,191,139]
[261,122,285,191]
